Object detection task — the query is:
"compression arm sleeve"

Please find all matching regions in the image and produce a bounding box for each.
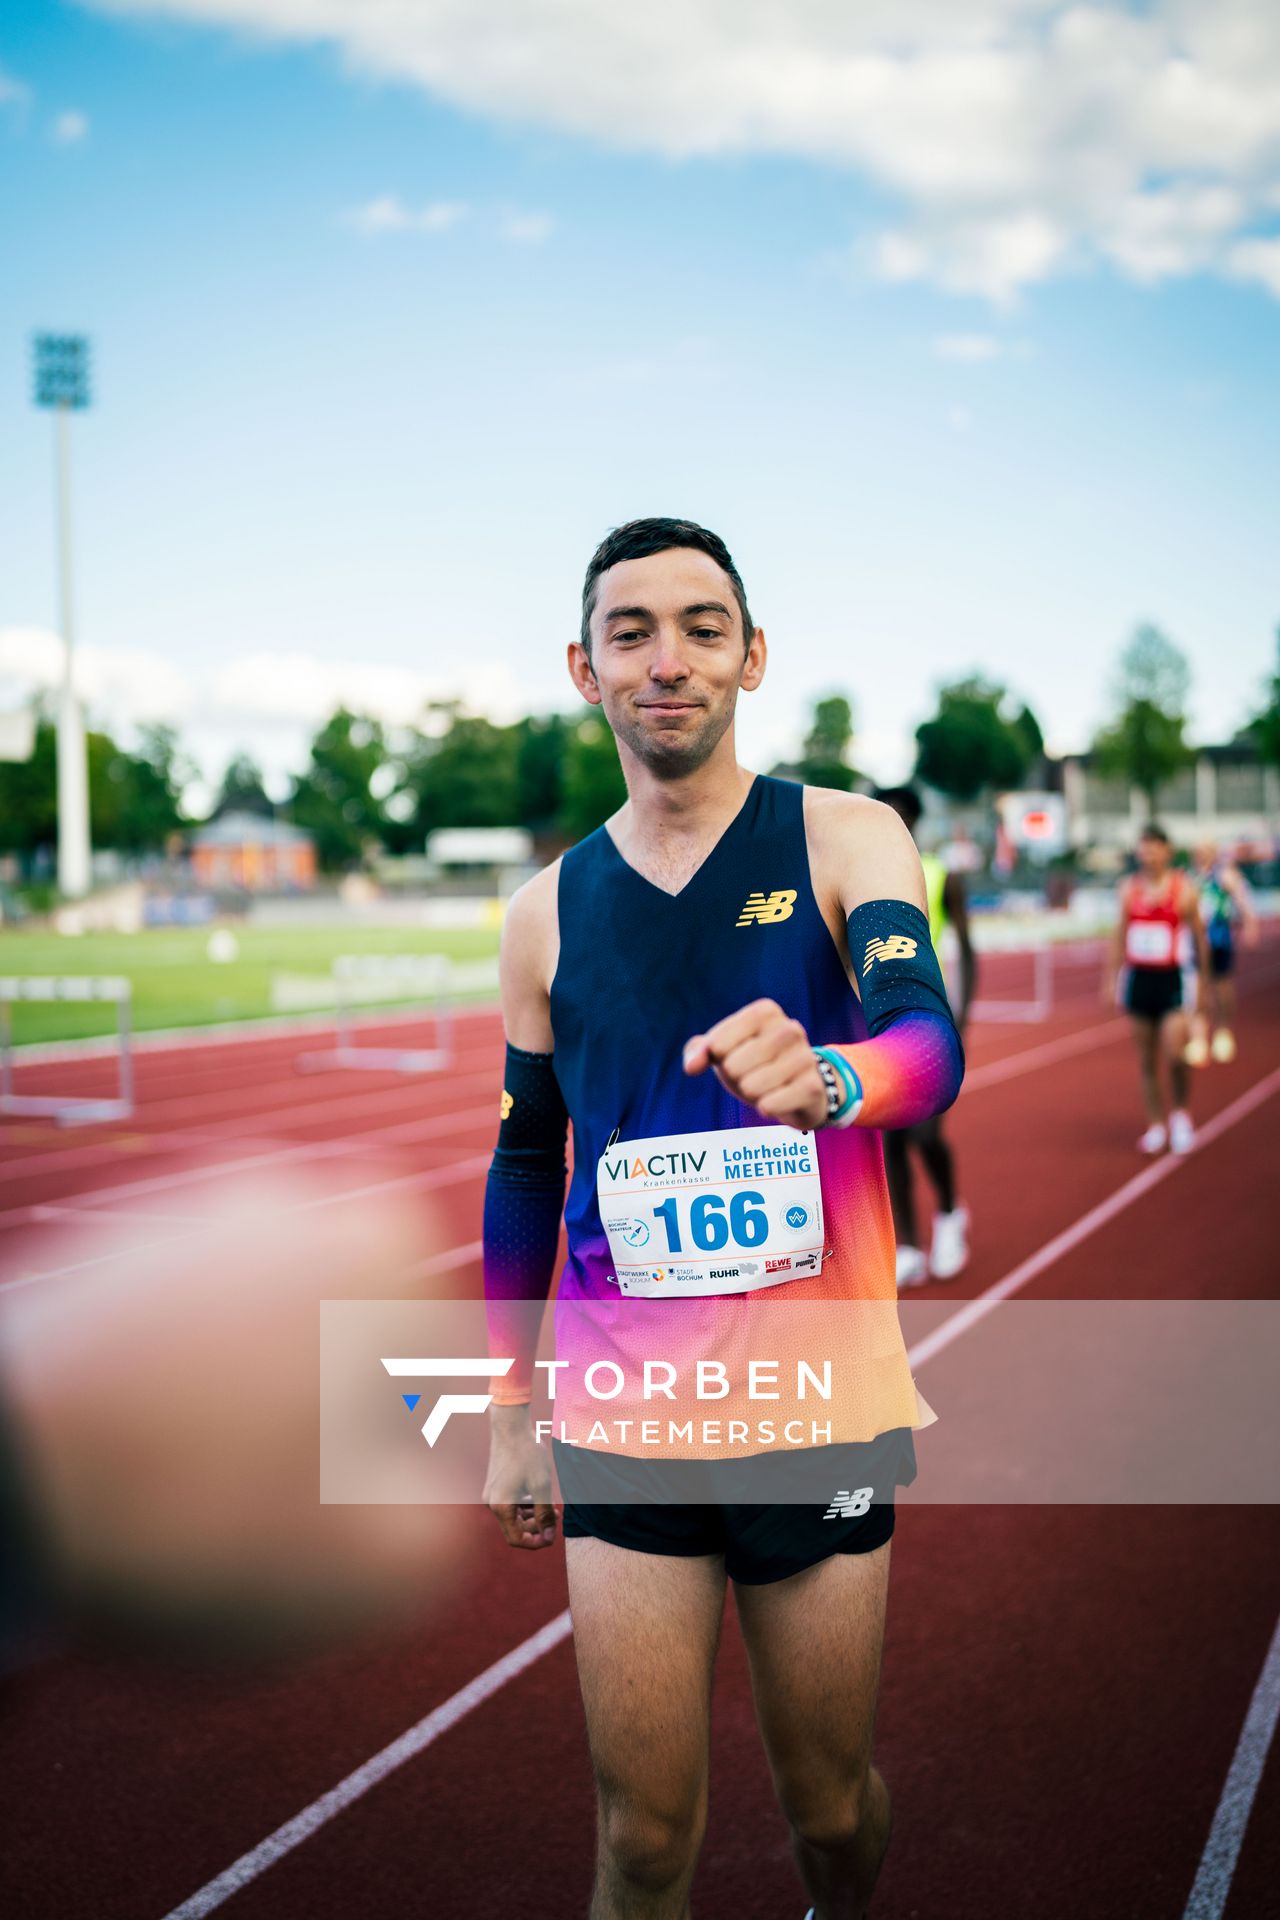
[483,1044,569,1406]
[816,900,965,1131]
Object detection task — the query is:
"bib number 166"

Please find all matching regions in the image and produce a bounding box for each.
[651,1189,767,1254]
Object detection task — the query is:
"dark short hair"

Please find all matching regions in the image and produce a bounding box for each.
[873,785,923,831]
[580,517,755,658]
[1138,823,1171,845]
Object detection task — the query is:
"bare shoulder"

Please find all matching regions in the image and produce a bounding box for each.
[802,787,925,916]
[499,860,561,1048]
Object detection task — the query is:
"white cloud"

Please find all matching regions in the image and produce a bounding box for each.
[0,627,527,783]
[933,332,1003,360]
[86,1,1280,302]
[498,208,554,244]
[0,61,31,120]
[346,194,469,235]
[0,627,192,725]
[1225,234,1280,296]
[51,109,90,145]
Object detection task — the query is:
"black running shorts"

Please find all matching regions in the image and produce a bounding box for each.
[555,1428,916,1585]
[1125,968,1183,1021]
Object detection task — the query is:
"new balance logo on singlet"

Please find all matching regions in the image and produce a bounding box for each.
[736,889,797,927]
[862,935,918,975]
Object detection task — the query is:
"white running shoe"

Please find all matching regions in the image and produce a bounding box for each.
[895,1244,929,1289]
[1169,1110,1195,1154]
[1137,1122,1167,1155]
[930,1205,970,1281]
[1211,1028,1237,1063]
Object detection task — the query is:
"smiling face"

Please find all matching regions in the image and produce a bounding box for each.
[569,546,766,778]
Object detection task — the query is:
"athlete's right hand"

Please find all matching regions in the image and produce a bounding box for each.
[484,1404,558,1551]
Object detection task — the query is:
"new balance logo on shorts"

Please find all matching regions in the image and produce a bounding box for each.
[823,1487,874,1519]
[736,889,797,927]
[862,934,917,975]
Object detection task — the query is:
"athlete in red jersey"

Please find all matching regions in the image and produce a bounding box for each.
[1103,824,1209,1154]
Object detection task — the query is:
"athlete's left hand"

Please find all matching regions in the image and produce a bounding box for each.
[683,998,826,1131]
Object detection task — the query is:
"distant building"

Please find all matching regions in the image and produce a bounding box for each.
[189,812,317,891]
[1059,743,1278,854]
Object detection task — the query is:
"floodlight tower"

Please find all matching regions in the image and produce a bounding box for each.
[33,333,92,899]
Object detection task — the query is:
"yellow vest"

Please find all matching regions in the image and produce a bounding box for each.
[920,852,948,953]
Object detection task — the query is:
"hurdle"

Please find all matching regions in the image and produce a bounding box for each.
[295,952,454,1074]
[969,943,1054,1023]
[0,976,135,1125]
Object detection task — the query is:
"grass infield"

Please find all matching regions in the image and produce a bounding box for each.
[0,924,501,1045]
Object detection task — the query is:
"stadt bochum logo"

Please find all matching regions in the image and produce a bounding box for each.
[382,1357,513,1446]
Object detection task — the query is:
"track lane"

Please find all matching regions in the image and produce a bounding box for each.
[0,945,1275,1918]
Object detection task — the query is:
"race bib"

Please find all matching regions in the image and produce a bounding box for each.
[1126,921,1175,966]
[597,1125,825,1298]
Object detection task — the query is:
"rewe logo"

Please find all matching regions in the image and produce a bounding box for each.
[736,889,797,927]
[382,1356,514,1446]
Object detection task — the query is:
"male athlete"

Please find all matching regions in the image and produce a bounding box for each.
[1104,824,1209,1155]
[872,786,976,1287]
[1183,840,1259,1065]
[483,519,963,1919]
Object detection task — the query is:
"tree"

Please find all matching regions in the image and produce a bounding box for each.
[1010,702,1045,771]
[0,718,58,865]
[914,677,1040,801]
[403,711,522,837]
[515,713,569,832]
[1249,626,1280,773]
[216,752,273,819]
[797,693,857,791]
[0,718,190,870]
[287,708,389,871]
[110,724,191,852]
[1092,624,1194,812]
[558,715,627,841]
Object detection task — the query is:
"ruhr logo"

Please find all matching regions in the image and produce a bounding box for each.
[736,889,797,927]
[382,1356,514,1446]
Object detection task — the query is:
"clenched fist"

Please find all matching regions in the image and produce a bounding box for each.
[683,998,826,1132]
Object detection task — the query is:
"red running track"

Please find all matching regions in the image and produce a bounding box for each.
[1,941,1278,1918]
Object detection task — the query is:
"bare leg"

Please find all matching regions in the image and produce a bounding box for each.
[1130,1017,1163,1122]
[882,1130,917,1246]
[567,1538,726,1920]
[737,1543,893,1920]
[1163,1010,1191,1109]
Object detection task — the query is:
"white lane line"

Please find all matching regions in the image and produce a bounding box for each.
[0,1153,494,1293]
[1181,1610,1280,1920]
[8,996,504,1066]
[0,1097,501,1230]
[159,1609,574,1920]
[962,1017,1122,1090]
[905,1064,1280,1371]
[149,1055,1280,1918]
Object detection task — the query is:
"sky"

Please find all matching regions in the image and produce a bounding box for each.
[1,0,1278,808]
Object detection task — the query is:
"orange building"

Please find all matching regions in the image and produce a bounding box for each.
[190,812,317,892]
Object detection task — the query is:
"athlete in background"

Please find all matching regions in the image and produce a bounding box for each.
[1105,825,1210,1154]
[1183,840,1259,1065]
[483,519,963,1920]
[874,787,976,1286]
